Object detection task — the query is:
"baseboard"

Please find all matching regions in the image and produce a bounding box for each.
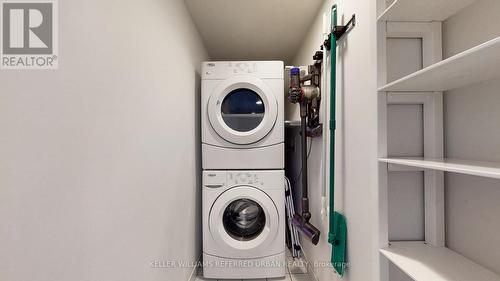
[188,255,201,281]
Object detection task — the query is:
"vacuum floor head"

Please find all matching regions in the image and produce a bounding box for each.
[292,214,320,245]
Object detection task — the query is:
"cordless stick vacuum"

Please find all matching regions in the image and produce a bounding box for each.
[288,52,323,245]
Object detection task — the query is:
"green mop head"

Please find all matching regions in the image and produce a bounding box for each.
[329,211,347,276]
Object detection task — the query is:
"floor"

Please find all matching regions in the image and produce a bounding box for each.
[194,250,317,281]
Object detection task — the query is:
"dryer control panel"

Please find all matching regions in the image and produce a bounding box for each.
[201,61,284,80]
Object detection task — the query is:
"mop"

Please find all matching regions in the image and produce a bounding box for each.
[326,4,355,277]
[284,176,302,258]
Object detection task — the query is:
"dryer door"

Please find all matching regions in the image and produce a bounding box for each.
[209,186,280,258]
[208,75,278,145]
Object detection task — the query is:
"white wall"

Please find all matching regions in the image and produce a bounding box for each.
[443,0,500,274]
[291,1,378,280]
[0,1,208,281]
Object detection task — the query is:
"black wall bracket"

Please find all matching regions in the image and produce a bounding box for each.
[323,14,356,51]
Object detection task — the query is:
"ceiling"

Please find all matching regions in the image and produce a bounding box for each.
[184,0,324,64]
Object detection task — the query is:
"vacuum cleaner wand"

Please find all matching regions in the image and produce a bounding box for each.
[288,59,323,245]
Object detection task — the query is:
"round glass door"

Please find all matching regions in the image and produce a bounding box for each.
[222,199,266,241]
[209,186,279,257]
[221,89,265,132]
[207,76,278,145]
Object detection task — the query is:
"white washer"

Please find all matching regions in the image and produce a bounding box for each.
[202,61,284,170]
[202,170,286,279]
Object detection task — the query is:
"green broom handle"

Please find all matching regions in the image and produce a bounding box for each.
[328,4,337,245]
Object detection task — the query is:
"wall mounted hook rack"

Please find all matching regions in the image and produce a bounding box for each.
[323,14,356,50]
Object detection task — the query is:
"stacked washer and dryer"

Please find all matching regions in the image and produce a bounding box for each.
[201,61,286,279]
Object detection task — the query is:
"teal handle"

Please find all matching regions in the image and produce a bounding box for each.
[328,4,337,239]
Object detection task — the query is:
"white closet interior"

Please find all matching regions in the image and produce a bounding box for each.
[377,0,500,280]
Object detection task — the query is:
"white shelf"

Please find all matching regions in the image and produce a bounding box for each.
[378,36,500,92]
[379,157,500,179]
[380,242,500,281]
[378,0,476,21]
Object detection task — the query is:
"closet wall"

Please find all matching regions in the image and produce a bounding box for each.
[0,1,208,281]
[292,1,378,281]
[384,27,426,281]
[443,0,500,273]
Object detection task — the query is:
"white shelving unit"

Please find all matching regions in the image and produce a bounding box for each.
[380,242,500,281]
[379,158,500,180]
[378,0,476,21]
[379,37,500,92]
[377,0,500,280]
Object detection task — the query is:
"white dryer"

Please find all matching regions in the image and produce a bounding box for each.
[201,61,284,170]
[202,170,286,279]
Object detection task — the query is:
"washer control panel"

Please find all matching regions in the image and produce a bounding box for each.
[227,172,263,186]
[203,172,226,188]
[203,171,283,189]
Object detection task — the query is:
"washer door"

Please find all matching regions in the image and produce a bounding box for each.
[209,186,279,258]
[208,75,278,145]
